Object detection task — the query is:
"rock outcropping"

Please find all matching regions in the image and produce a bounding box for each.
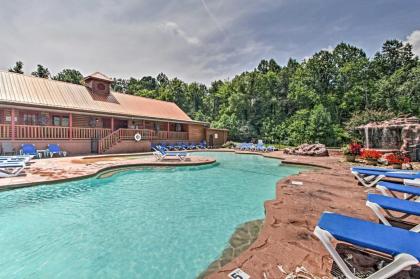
[284,143,329,156]
[356,116,420,154]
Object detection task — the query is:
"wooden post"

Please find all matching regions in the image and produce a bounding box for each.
[69,113,73,140]
[167,122,170,139]
[111,117,114,131]
[11,108,15,140]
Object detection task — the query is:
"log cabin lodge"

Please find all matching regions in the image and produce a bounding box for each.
[0,71,228,155]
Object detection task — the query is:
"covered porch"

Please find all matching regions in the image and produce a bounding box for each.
[0,106,191,154]
[0,107,189,141]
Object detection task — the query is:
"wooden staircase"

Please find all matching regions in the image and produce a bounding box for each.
[98,129,122,154]
[98,128,154,154]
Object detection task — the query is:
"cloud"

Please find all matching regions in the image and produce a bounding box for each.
[161,21,201,46]
[406,30,420,57]
[0,1,419,84]
[200,0,227,38]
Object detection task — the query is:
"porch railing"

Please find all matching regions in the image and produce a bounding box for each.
[15,125,70,139]
[0,125,112,140]
[0,124,188,142]
[119,129,153,140]
[0,124,11,139]
[150,131,188,140]
[71,127,112,139]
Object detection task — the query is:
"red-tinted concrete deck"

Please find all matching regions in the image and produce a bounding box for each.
[0,153,215,190]
[206,151,419,279]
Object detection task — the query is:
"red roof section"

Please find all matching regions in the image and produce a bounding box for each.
[0,71,193,122]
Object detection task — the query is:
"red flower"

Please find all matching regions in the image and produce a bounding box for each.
[349,142,362,155]
[361,149,382,160]
[385,152,410,164]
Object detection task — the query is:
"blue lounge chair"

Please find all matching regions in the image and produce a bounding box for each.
[20,144,40,158]
[188,143,196,150]
[0,161,26,178]
[266,145,276,152]
[351,168,420,187]
[366,194,420,232]
[47,144,67,157]
[376,181,420,201]
[255,144,267,152]
[151,143,157,151]
[200,140,207,149]
[314,212,420,279]
[351,166,408,173]
[152,147,189,161]
[166,143,175,151]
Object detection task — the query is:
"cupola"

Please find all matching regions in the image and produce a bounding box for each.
[84,72,112,95]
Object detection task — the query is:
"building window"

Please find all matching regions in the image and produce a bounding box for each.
[52,115,70,127]
[154,122,160,132]
[97,83,106,90]
[175,123,182,132]
[23,113,37,125]
[61,116,69,127]
[39,112,49,126]
[53,116,61,126]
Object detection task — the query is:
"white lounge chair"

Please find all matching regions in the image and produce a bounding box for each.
[0,155,33,163]
[366,193,420,232]
[153,147,189,161]
[314,212,420,279]
[0,161,26,178]
[351,167,420,188]
[376,181,420,201]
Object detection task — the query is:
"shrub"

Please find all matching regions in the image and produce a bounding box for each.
[342,142,362,155]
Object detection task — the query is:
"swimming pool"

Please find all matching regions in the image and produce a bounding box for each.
[0,152,308,278]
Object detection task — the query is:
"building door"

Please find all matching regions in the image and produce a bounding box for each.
[115,119,128,129]
[209,135,214,147]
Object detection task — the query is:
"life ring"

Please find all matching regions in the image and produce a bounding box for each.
[134,133,142,142]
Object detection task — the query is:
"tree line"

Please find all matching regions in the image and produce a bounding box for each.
[8,39,420,146]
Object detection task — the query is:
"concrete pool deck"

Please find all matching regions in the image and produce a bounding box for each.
[0,153,216,190]
[206,151,419,279]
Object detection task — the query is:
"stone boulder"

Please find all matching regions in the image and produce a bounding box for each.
[284,143,329,157]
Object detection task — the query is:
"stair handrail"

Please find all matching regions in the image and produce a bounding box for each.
[98,128,122,153]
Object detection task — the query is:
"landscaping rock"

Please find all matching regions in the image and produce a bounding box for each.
[284,143,329,156]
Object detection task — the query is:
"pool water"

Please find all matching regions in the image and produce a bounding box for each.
[0,152,308,278]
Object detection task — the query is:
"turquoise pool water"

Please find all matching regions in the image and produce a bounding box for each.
[0,152,308,278]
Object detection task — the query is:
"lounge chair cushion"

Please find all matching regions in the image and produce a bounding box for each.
[378,181,420,197]
[367,194,420,216]
[351,166,417,173]
[317,212,420,260]
[355,169,419,179]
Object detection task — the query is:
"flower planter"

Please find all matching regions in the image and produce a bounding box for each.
[344,154,356,162]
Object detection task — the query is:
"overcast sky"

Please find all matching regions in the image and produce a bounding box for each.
[0,0,419,84]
